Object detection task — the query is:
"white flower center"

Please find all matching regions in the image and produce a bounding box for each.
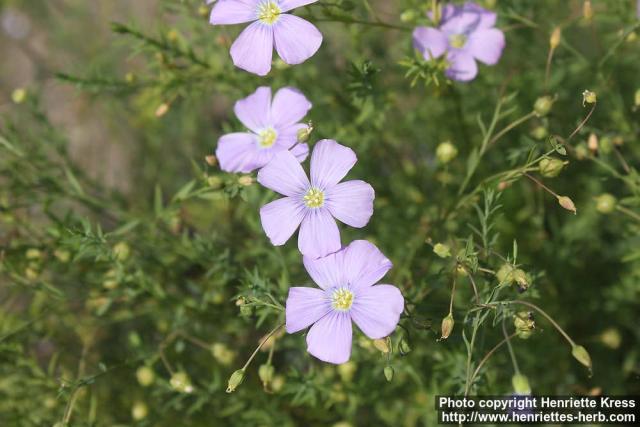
[449,33,467,49]
[332,288,354,311]
[257,1,281,25]
[303,188,324,208]
[258,127,277,148]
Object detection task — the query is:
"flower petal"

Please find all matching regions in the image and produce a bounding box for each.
[446,50,478,82]
[290,142,309,162]
[342,240,392,290]
[325,180,374,228]
[278,0,318,13]
[465,28,505,65]
[230,21,274,76]
[413,27,447,59]
[306,311,352,364]
[260,196,306,246]
[310,139,357,190]
[440,2,496,34]
[273,14,322,65]
[271,87,312,128]
[216,132,259,173]
[210,0,259,25]
[234,86,272,133]
[303,250,345,290]
[298,208,341,258]
[285,287,332,333]
[351,284,404,339]
[257,150,310,196]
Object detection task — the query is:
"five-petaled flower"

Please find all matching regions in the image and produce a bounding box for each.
[285,240,404,364]
[257,139,374,258]
[216,86,311,173]
[413,2,505,82]
[210,0,322,76]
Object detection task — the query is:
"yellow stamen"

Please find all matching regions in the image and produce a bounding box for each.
[332,288,354,311]
[257,1,281,25]
[258,128,277,148]
[449,33,467,49]
[303,188,324,208]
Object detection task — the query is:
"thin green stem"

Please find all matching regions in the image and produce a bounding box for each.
[241,323,284,371]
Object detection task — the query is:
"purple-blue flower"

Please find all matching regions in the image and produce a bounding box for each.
[286,240,404,364]
[257,139,374,259]
[209,0,322,76]
[216,86,311,173]
[413,2,505,82]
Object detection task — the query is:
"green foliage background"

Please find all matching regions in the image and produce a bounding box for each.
[1,0,639,426]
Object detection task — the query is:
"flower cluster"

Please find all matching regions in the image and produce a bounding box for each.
[210,1,506,364]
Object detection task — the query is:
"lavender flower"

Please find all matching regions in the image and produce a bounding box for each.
[285,240,404,364]
[413,2,505,82]
[210,0,322,76]
[257,139,374,258]
[216,86,311,173]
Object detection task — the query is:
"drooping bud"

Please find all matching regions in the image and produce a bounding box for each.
[258,364,275,389]
[512,373,532,395]
[514,311,535,339]
[384,366,394,382]
[571,345,592,371]
[534,96,554,117]
[436,141,458,164]
[373,338,390,353]
[226,369,245,393]
[136,366,155,387]
[582,90,597,106]
[170,371,194,393]
[238,175,254,186]
[113,241,130,261]
[399,338,411,355]
[155,103,170,117]
[538,158,566,178]
[550,27,561,49]
[440,313,454,340]
[557,196,577,214]
[595,193,616,214]
[433,243,451,258]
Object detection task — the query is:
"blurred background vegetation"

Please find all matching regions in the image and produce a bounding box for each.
[1,0,639,425]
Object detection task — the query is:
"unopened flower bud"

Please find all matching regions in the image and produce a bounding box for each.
[440,313,454,340]
[258,364,275,388]
[211,343,236,366]
[155,103,169,117]
[538,158,566,178]
[557,196,577,214]
[571,345,592,370]
[600,328,621,349]
[583,1,593,21]
[433,243,451,258]
[595,193,616,214]
[271,374,285,392]
[54,249,71,263]
[12,88,27,104]
[170,371,194,393]
[131,401,148,420]
[582,90,597,106]
[205,155,217,166]
[399,339,411,355]
[297,123,313,143]
[531,126,548,140]
[400,10,416,23]
[588,133,598,152]
[373,338,390,353]
[113,241,130,261]
[26,248,41,260]
[384,366,394,382]
[534,96,554,117]
[136,366,155,387]
[436,141,458,164]
[514,311,535,339]
[550,27,561,49]
[207,176,222,189]
[512,373,532,395]
[238,175,254,186]
[226,369,245,393]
